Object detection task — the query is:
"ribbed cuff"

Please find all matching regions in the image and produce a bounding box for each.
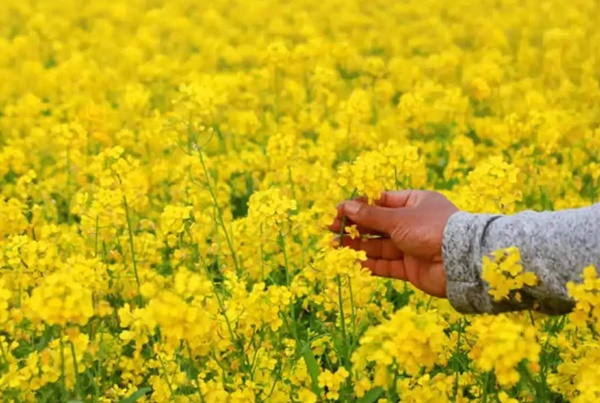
[442,211,535,314]
[442,212,503,314]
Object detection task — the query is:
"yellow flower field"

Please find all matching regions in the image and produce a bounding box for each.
[1,0,600,401]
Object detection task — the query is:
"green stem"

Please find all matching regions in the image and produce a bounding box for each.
[185,341,206,403]
[69,341,82,400]
[94,326,104,401]
[287,165,297,201]
[156,354,176,400]
[347,273,358,381]
[0,338,8,368]
[260,224,265,281]
[122,195,142,302]
[338,189,358,240]
[59,335,68,401]
[481,371,491,403]
[66,147,72,224]
[452,319,464,402]
[335,188,358,370]
[94,215,99,258]
[278,230,299,344]
[336,275,349,368]
[197,152,240,272]
[347,274,357,343]
[201,258,251,375]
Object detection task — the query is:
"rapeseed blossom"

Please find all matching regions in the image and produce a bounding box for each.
[482,246,538,302]
[467,315,540,387]
[352,307,448,390]
[1,0,599,401]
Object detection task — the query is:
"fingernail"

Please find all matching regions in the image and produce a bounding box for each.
[344,201,361,215]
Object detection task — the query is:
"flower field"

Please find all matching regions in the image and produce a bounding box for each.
[2,0,600,401]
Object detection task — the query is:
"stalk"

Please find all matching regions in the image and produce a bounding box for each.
[122,195,142,302]
[197,152,239,272]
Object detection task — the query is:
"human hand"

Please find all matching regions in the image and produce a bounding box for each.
[329,190,459,298]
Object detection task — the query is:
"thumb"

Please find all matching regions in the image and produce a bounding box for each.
[342,200,399,234]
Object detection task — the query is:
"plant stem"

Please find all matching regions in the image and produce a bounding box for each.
[197,152,239,272]
[452,318,464,402]
[69,340,82,400]
[201,258,251,375]
[335,188,358,369]
[336,275,349,368]
[278,230,299,344]
[122,195,142,302]
[185,341,206,403]
[59,335,68,401]
[156,353,176,400]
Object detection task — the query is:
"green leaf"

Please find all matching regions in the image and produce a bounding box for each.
[301,341,322,397]
[119,387,152,403]
[358,387,385,403]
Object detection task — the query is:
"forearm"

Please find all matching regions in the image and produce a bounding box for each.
[442,204,600,315]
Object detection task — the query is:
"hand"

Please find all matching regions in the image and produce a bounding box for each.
[329,190,459,298]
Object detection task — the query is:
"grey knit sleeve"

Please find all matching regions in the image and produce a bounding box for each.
[442,204,600,315]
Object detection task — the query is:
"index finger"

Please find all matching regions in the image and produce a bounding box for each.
[328,199,389,236]
[328,215,389,237]
[334,191,415,212]
[376,190,415,208]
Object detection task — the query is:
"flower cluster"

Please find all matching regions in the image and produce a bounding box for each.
[351,307,448,392]
[482,246,538,302]
[337,141,426,203]
[467,315,540,387]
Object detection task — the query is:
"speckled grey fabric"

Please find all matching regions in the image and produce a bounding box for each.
[442,204,600,315]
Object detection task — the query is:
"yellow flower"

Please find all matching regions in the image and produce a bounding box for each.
[483,246,538,301]
[297,388,317,403]
[318,367,349,400]
[567,265,600,332]
[467,315,540,387]
[26,269,94,326]
[344,224,360,239]
[352,306,448,383]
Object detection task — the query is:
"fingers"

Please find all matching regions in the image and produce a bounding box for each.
[376,190,415,208]
[338,236,402,259]
[340,200,400,234]
[327,191,415,235]
[362,258,407,281]
[328,216,389,237]
[328,200,389,235]
[346,191,414,208]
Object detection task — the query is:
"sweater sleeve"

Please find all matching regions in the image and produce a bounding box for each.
[441,203,600,315]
